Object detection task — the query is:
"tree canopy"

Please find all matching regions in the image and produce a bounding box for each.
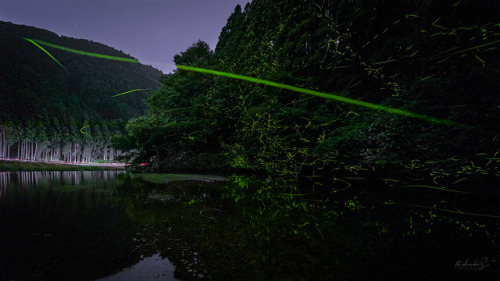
[122,0,499,178]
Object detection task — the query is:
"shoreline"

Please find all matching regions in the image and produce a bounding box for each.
[0,159,126,171]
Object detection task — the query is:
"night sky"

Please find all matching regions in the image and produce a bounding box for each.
[0,0,250,74]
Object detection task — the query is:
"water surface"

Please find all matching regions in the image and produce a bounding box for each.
[0,171,188,281]
[0,171,496,281]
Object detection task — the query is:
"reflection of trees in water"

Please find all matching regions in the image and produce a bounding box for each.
[1,173,325,281]
[0,170,124,197]
[0,172,10,198]
[118,180,220,280]
[0,171,147,281]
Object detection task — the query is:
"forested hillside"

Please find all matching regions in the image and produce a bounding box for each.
[120,0,499,176]
[0,21,163,162]
[115,1,500,277]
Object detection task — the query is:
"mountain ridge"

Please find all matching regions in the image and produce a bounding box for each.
[0,20,164,162]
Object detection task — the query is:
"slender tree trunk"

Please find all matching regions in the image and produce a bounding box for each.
[1,129,4,158]
[0,130,7,157]
[1,130,4,158]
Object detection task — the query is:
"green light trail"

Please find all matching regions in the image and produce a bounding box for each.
[24,38,139,63]
[24,38,68,72]
[442,39,500,57]
[112,89,147,97]
[385,201,500,219]
[139,73,166,87]
[80,125,91,136]
[401,184,476,194]
[176,65,456,126]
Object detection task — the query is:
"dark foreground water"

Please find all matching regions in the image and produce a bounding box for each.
[0,171,217,281]
[0,171,498,281]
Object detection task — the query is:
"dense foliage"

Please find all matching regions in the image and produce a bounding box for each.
[124,0,499,179]
[117,1,500,276]
[0,21,163,161]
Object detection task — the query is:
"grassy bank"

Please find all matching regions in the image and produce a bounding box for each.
[132,173,226,184]
[0,160,125,172]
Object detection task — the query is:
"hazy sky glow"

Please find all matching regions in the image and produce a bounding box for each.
[0,0,249,73]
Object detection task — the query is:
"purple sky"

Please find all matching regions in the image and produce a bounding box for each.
[0,0,249,74]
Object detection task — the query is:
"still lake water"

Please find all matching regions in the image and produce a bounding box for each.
[1,171,497,281]
[0,171,220,281]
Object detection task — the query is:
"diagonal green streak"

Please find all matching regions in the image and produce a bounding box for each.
[176,65,456,126]
[445,39,500,56]
[24,38,69,72]
[112,89,147,97]
[26,38,139,63]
